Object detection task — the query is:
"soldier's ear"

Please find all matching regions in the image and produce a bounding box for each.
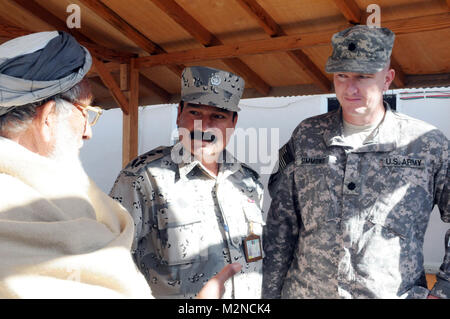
[232,112,238,125]
[176,103,183,126]
[384,68,395,91]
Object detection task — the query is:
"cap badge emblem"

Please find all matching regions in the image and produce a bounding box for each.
[348,42,357,51]
[210,75,221,86]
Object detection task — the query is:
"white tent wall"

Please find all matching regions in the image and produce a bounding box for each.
[80,89,449,274]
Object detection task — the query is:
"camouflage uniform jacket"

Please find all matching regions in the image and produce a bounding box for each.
[110,143,264,298]
[263,105,449,299]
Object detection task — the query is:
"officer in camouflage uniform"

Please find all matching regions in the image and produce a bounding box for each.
[110,66,264,299]
[263,25,449,299]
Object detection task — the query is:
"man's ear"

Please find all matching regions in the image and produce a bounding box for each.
[33,100,57,143]
[232,113,238,126]
[384,68,395,91]
[176,103,183,127]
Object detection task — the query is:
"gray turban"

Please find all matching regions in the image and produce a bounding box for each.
[0,31,92,116]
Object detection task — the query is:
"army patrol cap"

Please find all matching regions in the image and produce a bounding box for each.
[325,25,395,74]
[181,66,245,112]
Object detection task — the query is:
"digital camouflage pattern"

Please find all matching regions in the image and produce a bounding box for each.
[181,66,245,112]
[263,105,449,299]
[110,143,264,298]
[325,25,394,74]
[432,229,450,298]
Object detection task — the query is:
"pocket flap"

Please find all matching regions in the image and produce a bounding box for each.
[157,208,202,229]
[368,214,410,239]
[243,203,265,225]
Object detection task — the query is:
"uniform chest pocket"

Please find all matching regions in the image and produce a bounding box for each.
[366,157,431,239]
[366,170,423,240]
[157,210,206,265]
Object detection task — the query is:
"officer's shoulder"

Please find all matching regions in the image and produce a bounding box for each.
[122,146,172,175]
[292,109,337,137]
[393,111,447,141]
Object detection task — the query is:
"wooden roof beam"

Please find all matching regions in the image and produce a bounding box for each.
[135,32,333,68]
[236,0,332,93]
[135,10,450,69]
[147,0,219,47]
[236,0,283,37]
[87,61,121,78]
[10,0,134,63]
[332,0,362,24]
[92,56,130,114]
[79,0,163,54]
[88,62,172,102]
[384,12,450,34]
[78,0,183,78]
[139,74,172,103]
[405,73,450,88]
[150,0,271,96]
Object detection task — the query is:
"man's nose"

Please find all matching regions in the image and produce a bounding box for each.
[193,117,213,130]
[346,78,359,94]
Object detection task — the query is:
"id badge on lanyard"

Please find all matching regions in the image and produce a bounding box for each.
[243,222,262,263]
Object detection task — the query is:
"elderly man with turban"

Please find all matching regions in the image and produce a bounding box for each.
[0,31,239,298]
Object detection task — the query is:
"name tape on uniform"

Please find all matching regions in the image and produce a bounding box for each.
[382,157,425,169]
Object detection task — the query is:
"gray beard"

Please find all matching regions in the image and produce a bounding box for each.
[48,116,84,171]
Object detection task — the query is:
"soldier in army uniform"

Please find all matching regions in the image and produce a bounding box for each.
[263,25,449,299]
[110,66,265,299]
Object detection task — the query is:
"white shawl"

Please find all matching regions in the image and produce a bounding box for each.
[0,137,152,298]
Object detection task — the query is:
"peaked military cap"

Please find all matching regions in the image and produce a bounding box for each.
[181,66,245,112]
[325,25,395,74]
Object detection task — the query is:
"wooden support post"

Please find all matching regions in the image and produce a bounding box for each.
[92,56,130,114]
[122,59,139,168]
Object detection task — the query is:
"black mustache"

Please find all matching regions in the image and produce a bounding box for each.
[190,131,216,142]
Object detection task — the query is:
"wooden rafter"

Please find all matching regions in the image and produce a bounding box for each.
[135,32,332,68]
[118,64,170,103]
[78,0,177,102]
[332,0,362,24]
[148,0,218,47]
[87,62,120,78]
[150,0,271,95]
[92,56,130,114]
[80,0,160,53]
[384,12,450,34]
[236,0,332,93]
[139,74,172,102]
[236,0,283,36]
[331,0,407,88]
[134,11,450,69]
[10,0,134,63]
[79,0,183,78]
[405,73,450,88]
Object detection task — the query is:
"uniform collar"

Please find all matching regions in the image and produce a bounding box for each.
[176,143,241,180]
[324,102,398,152]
